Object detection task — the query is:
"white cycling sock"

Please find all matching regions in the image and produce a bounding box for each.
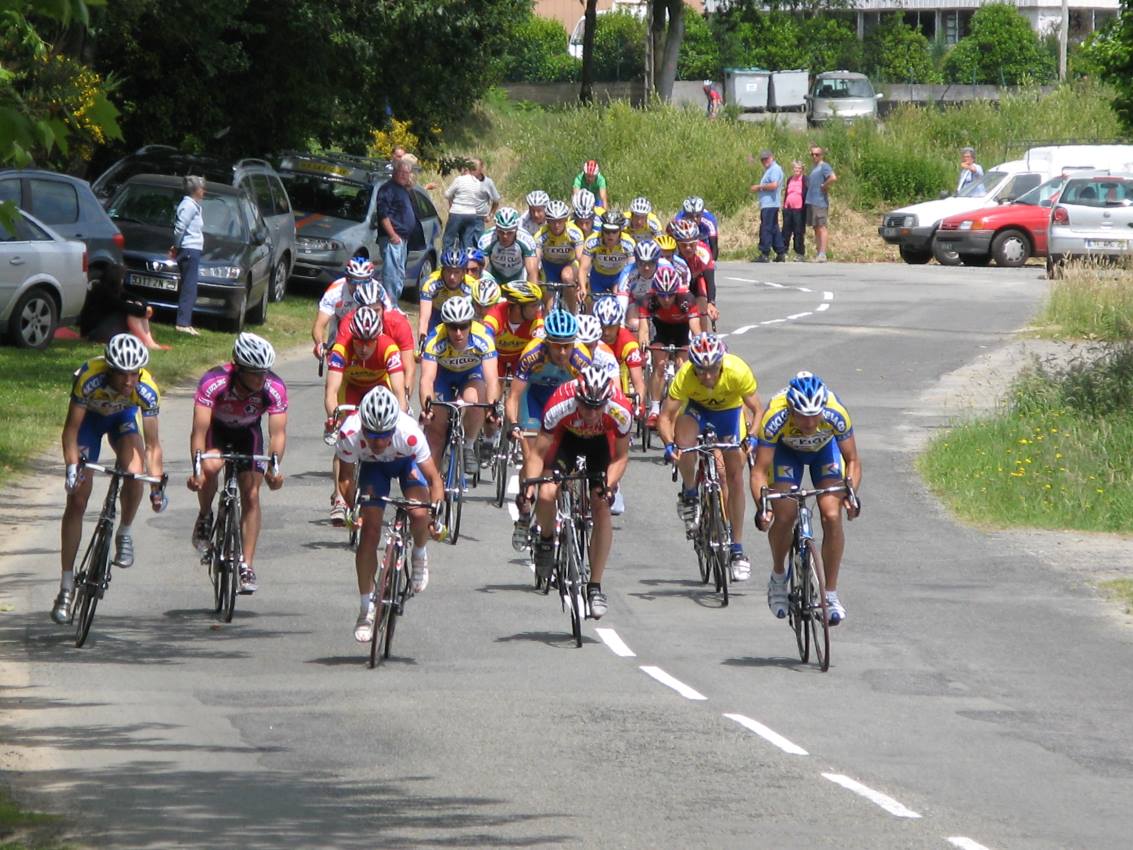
[650,400,660,414]
[360,593,372,614]
[61,570,74,591]
[116,524,131,538]
[412,546,428,564]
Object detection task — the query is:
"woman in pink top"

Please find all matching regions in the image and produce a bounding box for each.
[781,160,807,261]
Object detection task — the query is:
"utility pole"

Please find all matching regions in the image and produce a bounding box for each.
[645,0,655,98]
[1059,0,1069,81]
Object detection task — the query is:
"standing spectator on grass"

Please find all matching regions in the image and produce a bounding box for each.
[806,146,836,263]
[957,146,984,195]
[376,159,418,302]
[750,149,786,262]
[704,80,722,120]
[170,175,205,336]
[573,160,609,210]
[442,158,501,251]
[782,160,807,261]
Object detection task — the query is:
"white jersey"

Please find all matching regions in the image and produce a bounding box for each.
[519,211,544,239]
[318,277,396,320]
[478,228,537,282]
[589,343,620,383]
[334,411,431,465]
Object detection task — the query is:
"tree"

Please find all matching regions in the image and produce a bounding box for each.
[580,0,598,103]
[943,2,1057,85]
[1078,2,1133,132]
[678,7,720,81]
[864,14,941,83]
[593,11,647,82]
[501,14,579,82]
[650,0,685,101]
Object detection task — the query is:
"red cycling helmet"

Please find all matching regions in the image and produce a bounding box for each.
[583,159,599,178]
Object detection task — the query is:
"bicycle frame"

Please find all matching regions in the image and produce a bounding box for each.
[367,496,432,668]
[427,399,496,544]
[542,280,578,313]
[675,427,740,605]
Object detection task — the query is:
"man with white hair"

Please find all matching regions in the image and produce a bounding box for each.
[375,159,418,302]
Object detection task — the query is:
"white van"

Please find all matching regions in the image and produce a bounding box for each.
[879,144,1133,264]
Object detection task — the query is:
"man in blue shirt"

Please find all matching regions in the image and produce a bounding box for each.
[750,149,786,263]
[806,146,837,263]
[376,160,418,301]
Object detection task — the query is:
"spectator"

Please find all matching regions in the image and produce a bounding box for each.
[806,146,836,263]
[442,157,501,250]
[704,80,722,120]
[782,160,807,261]
[376,159,418,302]
[750,148,786,262]
[572,160,609,209]
[398,151,438,191]
[957,146,984,194]
[78,265,169,350]
[170,175,205,335]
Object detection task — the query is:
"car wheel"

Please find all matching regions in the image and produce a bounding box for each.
[269,255,289,302]
[247,277,268,325]
[8,287,59,349]
[899,245,932,265]
[931,238,962,266]
[991,230,1030,268]
[222,290,248,333]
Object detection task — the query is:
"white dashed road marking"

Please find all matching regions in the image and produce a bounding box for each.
[717,277,832,338]
[947,838,995,850]
[787,312,813,320]
[724,713,808,755]
[596,628,636,657]
[639,666,707,700]
[822,773,922,819]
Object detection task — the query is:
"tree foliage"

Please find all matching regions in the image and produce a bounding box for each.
[864,14,941,83]
[713,7,860,74]
[677,8,719,81]
[942,2,1057,85]
[1077,2,1133,132]
[592,11,647,82]
[501,14,579,82]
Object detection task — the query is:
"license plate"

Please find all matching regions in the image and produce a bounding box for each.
[1085,239,1128,250]
[131,273,178,291]
[879,227,900,238]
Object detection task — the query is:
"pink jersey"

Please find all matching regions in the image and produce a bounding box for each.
[194,363,288,429]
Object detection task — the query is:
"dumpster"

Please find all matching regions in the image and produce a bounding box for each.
[769,69,809,111]
[724,67,770,111]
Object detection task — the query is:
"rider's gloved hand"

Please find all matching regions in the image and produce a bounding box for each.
[312,341,325,359]
[663,443,679,464]
[64,464,80,494]
[150,487,169,513]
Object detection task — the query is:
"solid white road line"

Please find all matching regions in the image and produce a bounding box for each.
[787,312,813,320]
[797,286,812,292]
[639,666,707,700]
[947,838,994,850]
[761,318,786,325]
[764,281,785,288]
[726,276,755,283]
[731,324,756,335]
[724,713,808,755]
[822,773,922,819]
[595,628,636,657]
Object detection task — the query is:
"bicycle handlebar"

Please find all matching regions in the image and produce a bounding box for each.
[193,450,280,479]
[379,496,435,512]
[759,480,859,518]
[323,404,359,445]
[522,469,603,488]
[78,460,165,487]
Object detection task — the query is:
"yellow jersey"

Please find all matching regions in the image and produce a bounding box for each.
[71,358,160,418]
[627,212,662,243]
[757,389,853,452]
[422,320,497,373]
[582,233,636,276]
[536,222,585,266]
[668,353,757,411]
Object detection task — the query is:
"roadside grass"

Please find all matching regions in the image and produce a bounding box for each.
[0,297,315,487]
[1036,260,1133,341]
[0,786,69,850]
[1101,578,1133,613]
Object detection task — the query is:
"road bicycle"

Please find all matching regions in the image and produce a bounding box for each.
[541,280,578,313]
[70,460,166,648]
[641,343,687,451]
[672,426,741,606]
[194,449,279,622]
[523,457,597,647]
[426,398,496,545]
[323,404,361,549]
[366,496,436,668]
[759,480,857,672]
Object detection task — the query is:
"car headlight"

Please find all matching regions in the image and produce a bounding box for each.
[298,237,345,252]
[200,265,243,280]
[958,220,974,231]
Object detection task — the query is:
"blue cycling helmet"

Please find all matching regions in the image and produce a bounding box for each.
[466,247,486,266]
[543,309,578,342]
[441,246,468,269]
[786,371,828,416]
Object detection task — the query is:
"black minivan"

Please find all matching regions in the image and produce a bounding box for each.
[106,174,272,332]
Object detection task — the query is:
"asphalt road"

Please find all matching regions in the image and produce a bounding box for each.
[3,260,1132,850]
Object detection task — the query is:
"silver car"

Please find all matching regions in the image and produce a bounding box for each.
[807,71,882,125]
[0,208,87,348]
[1047,173,1133,277]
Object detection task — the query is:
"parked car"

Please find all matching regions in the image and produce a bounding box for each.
[106,174,272,332]
[92,148,295,302]
[277,152,441,296]
[1047,172,1133,278]
[0,208,87,349]
[0,169,122,281]
[933,174,1074,267]
[807,71,882,125]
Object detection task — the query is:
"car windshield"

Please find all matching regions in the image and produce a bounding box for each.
[1013,176,1067,207]
[107,184,247,240]
[280,174,370,222]
[957,170,1005,199]
[814,78,875,98]
[1062,177,1133,207]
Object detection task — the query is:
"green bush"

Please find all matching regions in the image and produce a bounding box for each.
[502,14,580,83]
[943,2,1057,84]
[854,145,952,206]
[865,14,942,83]
[593,11,647,82]
[678,8,719,80]
[798,15,863,73]
[713,11,861,74]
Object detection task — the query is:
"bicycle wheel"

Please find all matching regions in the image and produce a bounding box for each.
[787,551,807,662]
[210,508,226,613]
[805,544,831,672]
[694,493,712,584]
[220,508,240,623]
[73,527,109,647]
[369,549,397,668]
[706,490,729,606]
[444,447,462,545]
[493,443,509,508]
[560,524,583,647]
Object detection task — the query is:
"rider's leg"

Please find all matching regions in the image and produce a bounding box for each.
[816,488,845,591]
[723,448,747,546]
[588,486,612,584]
[237,470,264,567]
[356,504,386,595]
[674,413,700,491]
[461,380,487,443]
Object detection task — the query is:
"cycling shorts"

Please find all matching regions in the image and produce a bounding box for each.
[652,319,691,348]
[434,366,484,401]
[771,440,843,487]
[77,409,140,463]
[682,401,746,443]
[542,260,574,284]
[589,267,629,297]
[521,383,556,432]
[206,420,267,473]
[358,456,428,505]
[545,430,610,489]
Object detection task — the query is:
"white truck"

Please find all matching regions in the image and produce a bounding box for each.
[879,144,1133,264]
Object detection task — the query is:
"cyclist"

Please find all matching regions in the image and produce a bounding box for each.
[657,333,762,581]
[750,371,861,624]
[623,239,662,317]
[54,335,166,624]
[471,275,502,324]
[420,296,500,474]
[338,280,417,408]
[576,313,618,383]
[632,265,703,426]
[654,233,691,291]
[465,247,487,281]
[672,218,719,326]
[482,280,545,379]
[417,246,476,343]
[571,190,598,240]
[478,207,539,284]
[593,296,646,406]
[579,210,635,307]
[311,258,393,366]
[324,306,406,525]
[675,195,720,259]
[506,310,592,548]
[335,386,444,643]
[627,196,662,243]
[572,159,609,209]
[536,199,585,313]
[527,366,631,619]
[520,190,549,238]
[188,333,287,595]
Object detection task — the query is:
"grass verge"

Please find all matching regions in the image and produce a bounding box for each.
[0,785,68,850]
[1036,260,1133,341]
[0,297,315,487]
[1101,578,1133,614]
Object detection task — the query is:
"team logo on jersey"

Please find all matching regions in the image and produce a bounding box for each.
[821,462,841,477]
[776,465,794,479]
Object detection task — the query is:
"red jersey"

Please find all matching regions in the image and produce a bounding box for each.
[328,332,403,396]
[636,288,700,324]
[542,380,633,440]
[336,307,414,354]
[607,326,644,370]
[679,241,715,298]
[482,302,545,373]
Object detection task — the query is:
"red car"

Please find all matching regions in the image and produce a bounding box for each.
[934,176,1067,267]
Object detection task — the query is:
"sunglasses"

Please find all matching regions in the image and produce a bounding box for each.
[363,428,395,441]
[448,323,471,332]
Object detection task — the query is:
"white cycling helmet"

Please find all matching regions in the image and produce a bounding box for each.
[360,385,401,433]
[345,258,375,280]
[494,207,521,231]
[786,371,829,416]
[353,280,386,308]
[105,333,149,372]
[472,276,501,307]
[576,364,614,408]
[576,314,602,345]
[592,296,625,328]
[634,240,661,263]
[526,190,550,208]
[573,189,596,219]
[629,196,652,215]
[546,199,570,221]
[232,332,276,370]
[682,196,705,214]
[440,295,476,325]
[350,305,383,340]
